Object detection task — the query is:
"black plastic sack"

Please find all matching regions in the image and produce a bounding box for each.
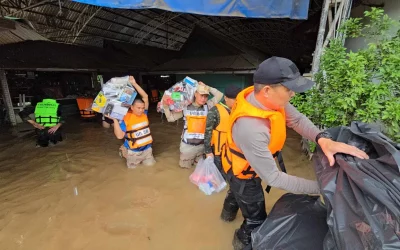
[313,122,400,250]
[251,193,328,250]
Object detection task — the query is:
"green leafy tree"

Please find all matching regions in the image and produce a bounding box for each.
[292,8,400,148]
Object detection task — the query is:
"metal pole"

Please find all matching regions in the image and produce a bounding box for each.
[0,70,17,126]
[311,0,330,78]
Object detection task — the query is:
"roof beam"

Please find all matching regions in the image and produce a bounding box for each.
[37,22,168,48]
[6,8,170,47]
[4,0,51,17]
[107,8,189,39]
[102,8,188,44]
[206,16,244,36]
[68,5,102,43]
[143,9,192,32]
[46,3,183,43]
[133,11,183,44]
[1,3,184,47]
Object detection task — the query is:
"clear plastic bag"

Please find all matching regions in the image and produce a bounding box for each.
[189,157,227,195]
[158,76,198,113]
[156,102,164,113]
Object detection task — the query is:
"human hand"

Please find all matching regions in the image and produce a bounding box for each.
[28,120,44,130]
[105,114,118,122]
[129,76,137,84]
[35,123,45,130]
[318,138,369,166]
[198,81,206,86]
[48,124,61,134]
[206,153,214,159]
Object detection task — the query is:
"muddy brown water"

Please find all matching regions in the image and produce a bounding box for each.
[0,112,316,250]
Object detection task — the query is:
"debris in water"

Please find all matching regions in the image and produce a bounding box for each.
[16,235,24,246]
[66,153,70,161]
[74,187,78,196]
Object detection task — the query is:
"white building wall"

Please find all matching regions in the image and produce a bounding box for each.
[345,0,400,51]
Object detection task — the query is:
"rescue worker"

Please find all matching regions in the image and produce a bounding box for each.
[107,76,156,169]
[204,84,242,173]
[163,81,223,168]
[204,85,242,223]
[19,96,63,147]
[221,57,369,250]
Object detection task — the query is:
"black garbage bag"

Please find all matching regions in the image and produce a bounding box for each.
[251,193,328,250]
[314,122,400,250]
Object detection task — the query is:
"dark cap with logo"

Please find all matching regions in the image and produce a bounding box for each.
[253,56,315,93]
[224,85,242,99]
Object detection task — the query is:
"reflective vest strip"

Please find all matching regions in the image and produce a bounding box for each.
[135,136,153,146]
[184,133,205,139]
[183,110,208,116]
[130,121,149,130]
[130,127,151,138]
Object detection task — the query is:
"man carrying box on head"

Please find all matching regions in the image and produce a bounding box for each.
[163,81,223,169]
[107,76,156,169]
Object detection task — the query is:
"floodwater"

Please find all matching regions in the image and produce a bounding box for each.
[0,111,316,250]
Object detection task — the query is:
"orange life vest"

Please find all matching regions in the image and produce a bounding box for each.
[124,112,153,149]
[221,86,287,179]
[182,105,208,143]
[211,103,230,156]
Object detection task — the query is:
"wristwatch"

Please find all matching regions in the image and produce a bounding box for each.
[315,131,333,145]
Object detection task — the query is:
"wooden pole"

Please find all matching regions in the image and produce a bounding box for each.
[323,0,346,48]
[311,0,330,78]
[339,0,353,45]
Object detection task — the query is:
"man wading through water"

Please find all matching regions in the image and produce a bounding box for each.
[204,84,242,174]
[163,81,223,169]
[220,57,369,250]
[108,76,156,169]
[19,94,64,147]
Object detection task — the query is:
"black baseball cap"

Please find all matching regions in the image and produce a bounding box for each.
[253,56,315,93]
[224,85,242,99]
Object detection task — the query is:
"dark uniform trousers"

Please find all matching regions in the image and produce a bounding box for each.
[215,155,267,246]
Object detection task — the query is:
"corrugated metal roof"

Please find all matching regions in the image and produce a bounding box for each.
[0,0,329,69]
[0,19,48,45]
[0,0,325,66]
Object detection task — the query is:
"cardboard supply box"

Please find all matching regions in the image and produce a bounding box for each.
[92,76,137,120]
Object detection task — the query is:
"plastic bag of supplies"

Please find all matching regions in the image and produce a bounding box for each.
[189,157,227,195]
[158,76,198,113]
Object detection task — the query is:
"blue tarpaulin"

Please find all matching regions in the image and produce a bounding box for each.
[73,0,310,19]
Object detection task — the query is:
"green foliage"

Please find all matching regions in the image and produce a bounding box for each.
[292,8,400,142]
[309,141,317,153]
